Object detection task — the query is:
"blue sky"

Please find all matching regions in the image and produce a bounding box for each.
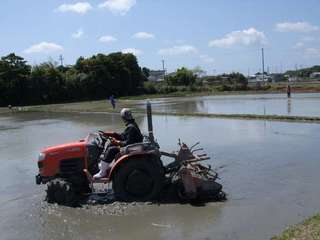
[1,0,319,74]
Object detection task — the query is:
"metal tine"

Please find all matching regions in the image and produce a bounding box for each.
[197,153,207,157]
[192,148,203,153]
[190,141,200,151]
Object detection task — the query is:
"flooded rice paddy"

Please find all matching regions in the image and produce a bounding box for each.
[147,93,320,117]
[1,94,320,240]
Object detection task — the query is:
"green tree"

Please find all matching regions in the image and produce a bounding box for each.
[142,67,150,78]
[29,62,66,103]
[0,52,146,106]
[0,53,31,106]
[229,72,248,87]
[192,66,206,77]
[167,67,196,86]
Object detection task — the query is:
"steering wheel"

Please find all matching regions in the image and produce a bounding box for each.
[98,131,108,141]
[92,131,105,149]
[97,131,114,150]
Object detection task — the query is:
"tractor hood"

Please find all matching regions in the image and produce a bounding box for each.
[38,140,87,178]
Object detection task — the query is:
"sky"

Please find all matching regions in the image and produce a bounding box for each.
[1,0,320,74]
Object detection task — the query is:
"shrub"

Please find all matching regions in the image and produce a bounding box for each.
[143,81,157,94]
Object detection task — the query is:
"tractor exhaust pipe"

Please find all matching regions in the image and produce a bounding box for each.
[146,101,154,143]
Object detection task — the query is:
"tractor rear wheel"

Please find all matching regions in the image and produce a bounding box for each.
[112,158,164,202]
[46,178,78,207]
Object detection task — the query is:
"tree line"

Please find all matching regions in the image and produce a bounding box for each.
[285,65,320,78]
[0,52,253,107]
[0,52,145,106]
[143,67,249,94]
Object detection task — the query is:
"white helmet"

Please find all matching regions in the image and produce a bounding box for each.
[120,108,133,121]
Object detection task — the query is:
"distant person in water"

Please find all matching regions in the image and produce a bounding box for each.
[287,84,291,98]
[109,95,116,109]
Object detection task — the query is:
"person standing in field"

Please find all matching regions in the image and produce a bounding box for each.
[287,84,291,98]
[109,95,116,109]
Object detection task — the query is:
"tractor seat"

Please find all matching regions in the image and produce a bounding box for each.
[121,142,156,155]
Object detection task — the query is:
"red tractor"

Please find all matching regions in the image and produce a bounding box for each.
[36,102,225,206]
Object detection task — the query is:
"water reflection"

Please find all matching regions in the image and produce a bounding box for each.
[287,99,292,115]
[151,99,205,114]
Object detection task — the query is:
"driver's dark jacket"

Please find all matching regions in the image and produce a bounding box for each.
[119,120,143,146]
[102,120,143,163]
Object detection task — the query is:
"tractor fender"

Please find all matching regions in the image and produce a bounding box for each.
[108,150,159,180]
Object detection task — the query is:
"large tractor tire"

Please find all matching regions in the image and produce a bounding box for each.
[112,158,165,202]
[46,178,79,207]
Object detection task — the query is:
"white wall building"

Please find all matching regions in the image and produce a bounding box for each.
[310,72,320,79]
[148,70,165,82]
[247,73,272,83]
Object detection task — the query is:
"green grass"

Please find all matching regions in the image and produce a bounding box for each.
[151,111,320,123]
[272,214,320,240]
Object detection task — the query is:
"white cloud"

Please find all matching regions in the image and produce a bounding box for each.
[302,36,316,42]
[158,45,197,56]
[56,2,92,14]
[209,28,267,48]
[200,54,215,63]
[99,35,117,43]
[293,42,304,49]
[72,29,84,39]
[98,0,136,15]
[24,42,63,54]
[275,22,319,33]
[132,32,155,39]
[121,48,142,56]
[304,48,320,57]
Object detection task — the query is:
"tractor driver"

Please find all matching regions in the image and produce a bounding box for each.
[93,108,143,179]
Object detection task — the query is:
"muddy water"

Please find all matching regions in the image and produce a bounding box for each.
[147,93,320,117]
[0,112,320,240]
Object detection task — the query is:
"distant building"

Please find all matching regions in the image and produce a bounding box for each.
[310,72,320,79]
[270,73,284,82]
[247,73,272,83]
[288,76,298,82]
[148,70,165,82]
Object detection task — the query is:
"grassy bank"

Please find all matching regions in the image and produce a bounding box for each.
[152,112,320,123]
[272,214,320,240]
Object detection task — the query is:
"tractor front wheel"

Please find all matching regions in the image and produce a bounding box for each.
[46,178,79,207]
[112,158,164,202]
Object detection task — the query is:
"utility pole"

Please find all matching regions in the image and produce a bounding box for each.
[162,59,166,81]
[59,55,64,66]
[261,48,265,84]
